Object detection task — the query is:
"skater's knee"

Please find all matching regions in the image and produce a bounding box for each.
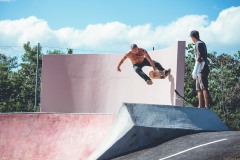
[133,66,141,72]
[153,61,161,67]
[155,64,164,71]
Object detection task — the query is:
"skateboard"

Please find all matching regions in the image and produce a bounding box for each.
[174,90,195,107]
[149,69,171,79]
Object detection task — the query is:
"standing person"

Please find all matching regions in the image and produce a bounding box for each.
[190,30,210,108]
[117,44,170,85]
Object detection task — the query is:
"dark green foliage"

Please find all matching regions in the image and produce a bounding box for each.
[47,49,65,54]
[184,43,198,107]
[185,44,240,130]
[67,48,73,54]
[0,42,42,112]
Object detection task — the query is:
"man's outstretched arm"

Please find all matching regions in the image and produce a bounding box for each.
[117,55,127,72]
[143,50,157,70]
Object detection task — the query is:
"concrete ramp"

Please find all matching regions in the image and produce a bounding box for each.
[41,41,186,113]
[0,113,115,160]
[88,103,229,160]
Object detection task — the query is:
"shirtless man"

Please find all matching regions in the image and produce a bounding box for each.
[117,44,170,85]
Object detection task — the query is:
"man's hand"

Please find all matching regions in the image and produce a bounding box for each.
[117,66,121,72]
[117,54,127,72]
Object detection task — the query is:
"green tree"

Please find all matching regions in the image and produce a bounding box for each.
[0,42,42,112]
[184,43,198,106]
[209,52,240,130]
[18,42,42,111]
[67,48,73,54]
[0,53,19,112]
[185,44,240,130]
[46,48,73,54]
[47,49,65,54]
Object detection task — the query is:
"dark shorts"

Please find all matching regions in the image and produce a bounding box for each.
[196,73,208,91]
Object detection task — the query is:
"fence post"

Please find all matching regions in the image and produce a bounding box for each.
[34,43,40,112]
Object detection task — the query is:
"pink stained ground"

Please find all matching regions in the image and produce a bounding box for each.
[0,113,115,160]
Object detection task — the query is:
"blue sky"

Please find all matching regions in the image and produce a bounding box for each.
[0,0,240,54]
[1,0,239,29]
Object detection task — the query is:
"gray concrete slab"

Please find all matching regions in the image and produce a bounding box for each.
[87,103,229,160]
[114,131,240,160]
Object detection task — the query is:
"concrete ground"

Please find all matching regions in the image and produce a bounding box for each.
[0,113,115,160]
[114,131,240,160]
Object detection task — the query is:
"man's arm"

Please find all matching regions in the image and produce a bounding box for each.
[196,43,205,62]
[143,50,157,70]
[117,54,128,72]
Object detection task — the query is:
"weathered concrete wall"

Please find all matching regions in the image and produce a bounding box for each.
[41,41,185,113]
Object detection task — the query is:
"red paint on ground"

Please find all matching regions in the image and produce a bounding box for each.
[0,113,115,160]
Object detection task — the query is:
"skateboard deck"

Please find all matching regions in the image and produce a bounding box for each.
[149,69,171,79]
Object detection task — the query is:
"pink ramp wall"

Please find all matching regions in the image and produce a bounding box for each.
[41,41,185,113]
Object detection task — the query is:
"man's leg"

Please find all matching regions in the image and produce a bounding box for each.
[197,90,204,108]
[154,61,171,77]
[202,73,209,108]
[196,75,203,108]
[133,65,152,85]
[153,60,165,71]
[144,59,169,76]
[197,73,209,108]
[143,59,165,71]
[203,90,209,108]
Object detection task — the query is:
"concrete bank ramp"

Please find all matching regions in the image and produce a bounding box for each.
[87,103,229,160]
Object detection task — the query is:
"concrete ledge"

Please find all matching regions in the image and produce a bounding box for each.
[88,103,229,160]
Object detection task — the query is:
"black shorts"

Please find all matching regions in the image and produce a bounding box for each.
[196,73,208,91]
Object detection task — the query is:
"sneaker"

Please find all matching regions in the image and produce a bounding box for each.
[146,80,153,85]
[164,69,171,77]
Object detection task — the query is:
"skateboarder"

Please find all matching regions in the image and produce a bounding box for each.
[190,30,210,108]
[117,44,170,85]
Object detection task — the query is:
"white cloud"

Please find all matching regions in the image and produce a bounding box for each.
[0,6,240,54]
[203,6,240,52]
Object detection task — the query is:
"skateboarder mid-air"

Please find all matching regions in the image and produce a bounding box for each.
[117,44,170,85]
